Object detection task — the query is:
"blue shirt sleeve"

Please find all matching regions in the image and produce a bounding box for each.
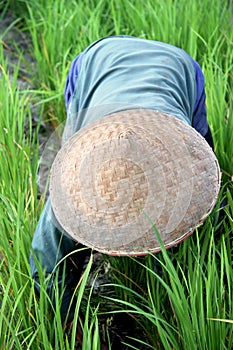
[191,58,209,137]
[64,52,84,111]
[29,199,77,321]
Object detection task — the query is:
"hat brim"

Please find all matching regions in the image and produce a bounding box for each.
[49,109,221,256]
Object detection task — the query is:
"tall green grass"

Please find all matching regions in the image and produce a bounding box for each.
[104,213,233,349]
[1,0,233,348]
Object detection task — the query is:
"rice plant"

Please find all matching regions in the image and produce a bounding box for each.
[1,0,232,348]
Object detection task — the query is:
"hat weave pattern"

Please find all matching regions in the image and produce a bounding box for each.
[50,109,221,255]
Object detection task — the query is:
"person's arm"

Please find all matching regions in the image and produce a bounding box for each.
[30,199,83,323]
[30,52,89,323]
[64,53,84,111]
[191,59,214,150]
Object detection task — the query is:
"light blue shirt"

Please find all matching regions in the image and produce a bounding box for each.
[65,37,197,139]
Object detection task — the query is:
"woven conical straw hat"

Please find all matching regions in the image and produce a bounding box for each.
[49,109,221,256]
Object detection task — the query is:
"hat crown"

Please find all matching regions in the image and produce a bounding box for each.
[50,109,221,256]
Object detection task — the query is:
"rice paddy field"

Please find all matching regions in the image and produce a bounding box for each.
[0,0,233,349]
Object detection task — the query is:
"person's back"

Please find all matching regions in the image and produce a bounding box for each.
[66,36,196,135]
